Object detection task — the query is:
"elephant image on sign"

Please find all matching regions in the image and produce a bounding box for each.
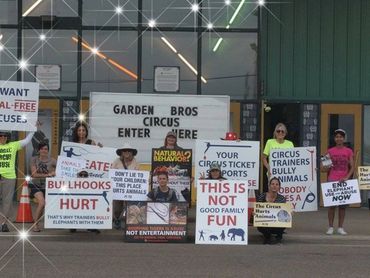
[228,228,245,241]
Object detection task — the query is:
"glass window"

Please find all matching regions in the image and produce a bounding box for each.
[81,30,138,96]
[22,0,78,17]
[142,31,197,94]
[22,29,78,97]
[142,0,197,28]
[83,0,138,26]
[201,0,258,29]
[202,32,257,99]
[0,0,18,24]
[0,29,18,81]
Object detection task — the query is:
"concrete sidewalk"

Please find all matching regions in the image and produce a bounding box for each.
[5,202,370,245]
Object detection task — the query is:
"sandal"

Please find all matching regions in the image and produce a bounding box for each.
[33,226,41,232]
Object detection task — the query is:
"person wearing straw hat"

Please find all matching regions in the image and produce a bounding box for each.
[111,143,140,229]
[0,129,34,232]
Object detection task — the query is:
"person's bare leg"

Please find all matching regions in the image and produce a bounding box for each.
[33,192,45,231]
[338,207,346,228]
[328,206,335,227]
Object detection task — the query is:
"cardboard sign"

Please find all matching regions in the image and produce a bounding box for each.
[89,92,229,163]
[0,80,39,131]
[45,178,112,229]
[321,179,361,207]
[270,147,317,212]
[357,166,370,190]
[60,141,116,178]
[55,156,86,178]
[253,202,292,228]
[196,180,248,245]
[151,148,192,203]
[194,140,260,189]
[124,201,188,243]
[109,169,149,201]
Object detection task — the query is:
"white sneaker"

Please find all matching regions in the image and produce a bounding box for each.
[326,227,334,235]
[337,228,347,235]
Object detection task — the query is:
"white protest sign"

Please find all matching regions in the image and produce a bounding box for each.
[0,80,39,131]
[109,169,149,201]
[253,202,292,228]
[195,140,260,189]
[270,147,317,212]
[89,92,229,163]
[55,156,86,178]
[45,178,112,229]
[357,166,370,190]
[321,179,361,207]
[60,141,116,178]
[196,180,248,245]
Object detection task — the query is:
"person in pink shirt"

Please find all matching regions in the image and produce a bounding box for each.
[322,129,354,236]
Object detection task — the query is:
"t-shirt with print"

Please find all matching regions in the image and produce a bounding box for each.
[147,187,178,202]
[327,146,353,182]
[31,156,57,189]
[0,141,21,179]
[263,139,294,156]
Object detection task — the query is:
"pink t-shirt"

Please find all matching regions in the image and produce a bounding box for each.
[327,146,353,182]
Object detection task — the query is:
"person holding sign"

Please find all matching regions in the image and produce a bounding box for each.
[201,162,226,180]
[29,141,56,232]
[262,123,294,178]
[112,143,140,230]
[147,171,178,202]
[0,130,34,232]
[322,129,354,236]
[160,131,183,150]
[256,177,287,244]
[72,122,102,147]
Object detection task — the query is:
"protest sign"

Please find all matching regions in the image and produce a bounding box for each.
[89,92,229,163]
[321,179,361,207]
[60,141,116,178]
[0,80,39,131]
[124,201,188,243]
[194,140,260,189]
[196,180,248,245]
[357,166,370,190]
[109,169,149,201]
[253,202,292,228]
[45,178,112,229]
[151,148,192,202]
[269,147,317,212]
[56,156,86,178]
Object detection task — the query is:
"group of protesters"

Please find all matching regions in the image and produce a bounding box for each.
[0,120,360,244]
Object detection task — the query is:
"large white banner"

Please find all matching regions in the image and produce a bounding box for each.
[89,92,230,163]
[45,178,112,229]
[60,141,116,178]
[321,179,361,207]
[0,80,39,131]
[194,140,260,189]
[270,147,317,212]
[196,180,248,245]
[109,169,149,201]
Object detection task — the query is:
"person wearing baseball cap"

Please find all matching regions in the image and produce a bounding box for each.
[322,128,354,236]
[160,131,183,150]
[0,129,35,232]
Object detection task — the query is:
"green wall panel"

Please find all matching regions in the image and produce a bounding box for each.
[262,0,370,101]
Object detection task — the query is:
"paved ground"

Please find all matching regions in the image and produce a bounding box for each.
[0,205,369,277]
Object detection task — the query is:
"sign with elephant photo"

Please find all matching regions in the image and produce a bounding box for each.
[357,166,370,190]
[195,180,248,245]
[253,202,292,228]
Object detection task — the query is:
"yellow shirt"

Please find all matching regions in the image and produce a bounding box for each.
[263,139,294,156]
[0,141,21,179]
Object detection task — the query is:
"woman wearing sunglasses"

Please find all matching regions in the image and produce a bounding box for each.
[262,123,294,177]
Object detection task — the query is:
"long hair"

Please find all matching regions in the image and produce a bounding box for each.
[272,123,288,139]
[163,135,179,148]
[72,122,89,143]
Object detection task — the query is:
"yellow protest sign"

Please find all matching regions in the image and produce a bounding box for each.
[357,166,370,190]
[253,202,292,228]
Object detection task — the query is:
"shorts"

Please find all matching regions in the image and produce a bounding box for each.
[29,183,45,199]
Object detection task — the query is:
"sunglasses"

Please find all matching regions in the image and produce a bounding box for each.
[276,130,285,134]
[0,134,7,137]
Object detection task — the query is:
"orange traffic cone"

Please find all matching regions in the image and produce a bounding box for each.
[15,181,34,223]
[248,189,256,226]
